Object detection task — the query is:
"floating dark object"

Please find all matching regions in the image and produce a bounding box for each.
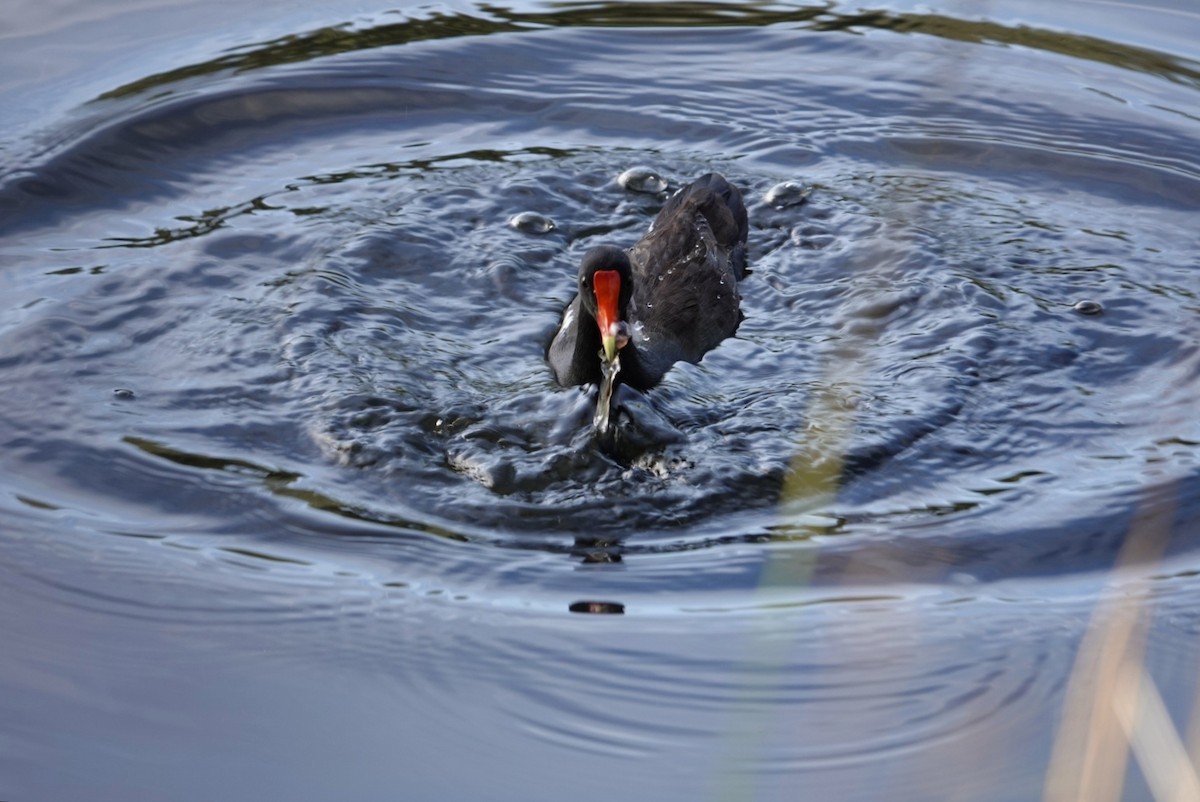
[547,172,748,433]
[569,600,626,615]
[1072,299,1103,316]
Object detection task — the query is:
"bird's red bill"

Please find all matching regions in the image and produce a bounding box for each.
[592,269,621,344]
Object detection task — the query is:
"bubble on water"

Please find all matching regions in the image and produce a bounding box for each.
[618,166,668,194]
[764,180,809,208]
[1072,299,1103,316]
[508,211,555,234]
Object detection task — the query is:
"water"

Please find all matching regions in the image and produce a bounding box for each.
[2,1,1199,800]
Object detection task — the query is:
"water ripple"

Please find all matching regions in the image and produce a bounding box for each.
[0,0,1198,597]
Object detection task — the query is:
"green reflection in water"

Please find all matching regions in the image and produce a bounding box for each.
[122,435,469,542]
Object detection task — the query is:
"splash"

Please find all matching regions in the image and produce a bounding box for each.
[593,351,621,436]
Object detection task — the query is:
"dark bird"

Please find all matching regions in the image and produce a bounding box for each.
[548,173,748,409]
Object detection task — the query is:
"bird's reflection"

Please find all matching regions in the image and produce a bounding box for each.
[569,536,626,614]
[573,536,625,565]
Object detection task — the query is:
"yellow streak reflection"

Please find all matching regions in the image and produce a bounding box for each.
[1043,487,1200,802]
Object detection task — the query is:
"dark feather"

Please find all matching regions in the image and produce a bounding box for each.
[548,172,748,392]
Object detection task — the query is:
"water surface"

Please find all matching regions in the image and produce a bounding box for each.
[1,1,1199,800]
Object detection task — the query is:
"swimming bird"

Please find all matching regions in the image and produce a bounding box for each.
[547,173,748,412]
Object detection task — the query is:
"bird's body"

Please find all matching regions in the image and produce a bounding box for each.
[548,172,748,394]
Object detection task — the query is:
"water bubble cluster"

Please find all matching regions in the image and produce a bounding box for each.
[618,166,669,194]
[508,211,555,234]
[764,180,809,208]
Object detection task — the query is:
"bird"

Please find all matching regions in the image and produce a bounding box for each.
[547,172,748,403]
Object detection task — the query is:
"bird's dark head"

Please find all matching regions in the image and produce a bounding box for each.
[578,245,633,362]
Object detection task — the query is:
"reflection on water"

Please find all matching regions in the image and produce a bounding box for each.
[1,1,1199,800]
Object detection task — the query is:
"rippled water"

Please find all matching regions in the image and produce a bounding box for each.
[2,1,1199,800]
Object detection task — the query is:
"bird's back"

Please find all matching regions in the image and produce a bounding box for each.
[626,173,748,369]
